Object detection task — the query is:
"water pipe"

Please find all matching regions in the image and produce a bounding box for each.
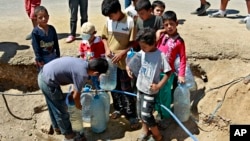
[160,104,199,141]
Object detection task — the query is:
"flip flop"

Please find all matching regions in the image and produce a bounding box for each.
[111,111,121,119]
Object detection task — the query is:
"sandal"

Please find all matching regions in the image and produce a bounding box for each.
[129,118,141,130]
[111,111,121,119]
[66,35,75,43]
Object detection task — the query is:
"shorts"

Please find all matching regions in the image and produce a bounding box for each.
[25,0,41,19]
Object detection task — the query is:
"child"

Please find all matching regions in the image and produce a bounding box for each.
[101,0,140,130]
[31,6,60,71]
[156,10,187,87]
[24,0,41,40]
[79,22,105,89]
[152,0,166,16]
[127,27,171,141]
[135,0,163,31]
[38,57,108,141]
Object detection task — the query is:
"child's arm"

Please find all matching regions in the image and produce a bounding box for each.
[156,29,166,42]
[177,40,187,83]
[31,30,44,66]
[52,26,60,58]
[150,71,172,91]
[102,38,113,57]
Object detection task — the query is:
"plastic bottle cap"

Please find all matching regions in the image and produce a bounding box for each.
[127,48,135,58]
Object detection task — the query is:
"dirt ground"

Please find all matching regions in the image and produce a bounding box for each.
[0,0,250,141]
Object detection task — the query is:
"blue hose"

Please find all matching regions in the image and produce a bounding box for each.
[110,89,198,141]
[159,104,198,141]
[111,89,137,97]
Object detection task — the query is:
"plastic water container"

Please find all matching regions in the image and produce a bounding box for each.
[126,49,141,77]
[90,94,107,133]
[173,84,190,122]
[99,57,117,90]
[80,87,93,123]
[174,57,197,91]
[99,91,111,122]
[65,87,84,133]
[246,17,250,30]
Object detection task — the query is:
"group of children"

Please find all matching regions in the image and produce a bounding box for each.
[30,0,187,141]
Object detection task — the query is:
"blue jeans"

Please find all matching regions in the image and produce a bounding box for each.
[68,0,88,36]
[38,72,73,135]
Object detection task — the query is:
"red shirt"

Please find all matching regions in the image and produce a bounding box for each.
[157,33,186,77]
[79,36,105,60]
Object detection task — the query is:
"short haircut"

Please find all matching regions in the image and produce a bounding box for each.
[152,0,165,9]
[34,6,48,17]
[101,0,121,16]
[162,10,177,21]
[88,58,109,74]
[135,0,151,11]
[136,27,156,46]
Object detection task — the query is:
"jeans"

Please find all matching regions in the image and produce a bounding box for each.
[38,72,73,135]
[68,0,88,36]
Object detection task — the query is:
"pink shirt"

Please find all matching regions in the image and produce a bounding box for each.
[157,33,186,77]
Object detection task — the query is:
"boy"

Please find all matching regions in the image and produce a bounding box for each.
[152,0,166,16]
[156,10,187,84]
[38,57,108,141]
[79,22,105,89]
[24,0,41,40]
[127,27,171,141]
[101,0,140,130]
[135,0,163,31]
[31,6,60,71]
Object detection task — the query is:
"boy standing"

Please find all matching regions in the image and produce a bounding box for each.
[152,0,166,17]
[38,57,108,141]
[127,27,171,141]
[135,0,163,31]
[31,6,60,71]
[101,0,140,130]
[79,22,106,89]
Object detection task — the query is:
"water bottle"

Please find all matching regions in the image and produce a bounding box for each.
[173,84,190,122]
[126,49,141,77]
[174,57,197,91]
[246,17,250,30]
[99,56,117,90]
[66,86,84,133]
[80,86,93,123]
[99,91,111,122]
[90,94,107,133]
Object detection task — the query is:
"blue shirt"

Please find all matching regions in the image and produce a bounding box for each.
[32,25,60,62]
[41,57,89,92]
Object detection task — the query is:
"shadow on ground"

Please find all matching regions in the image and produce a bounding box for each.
[0,42,29,63]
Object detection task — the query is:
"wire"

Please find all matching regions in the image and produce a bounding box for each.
[1,94,32,120]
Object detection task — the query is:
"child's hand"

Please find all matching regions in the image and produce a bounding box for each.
[36,61,44,67]
[178,76,185,84]
[150,83,160,92]
[112,52,124,64]
[126,66,133,78]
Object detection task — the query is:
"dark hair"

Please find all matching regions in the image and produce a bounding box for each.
[136,27,156,46]
[152,0,165,9]
[34,6,49,17]
[162,10,177,22]
[101,0,121,16]
[88,58,109,74]
[135,0,151,11]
